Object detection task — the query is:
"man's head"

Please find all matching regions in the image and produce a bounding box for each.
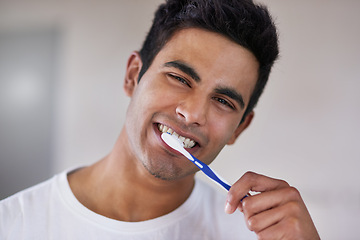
[139,0,279,123]
[122,0,279,181]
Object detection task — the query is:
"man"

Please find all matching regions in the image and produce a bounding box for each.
[0,0,320,239]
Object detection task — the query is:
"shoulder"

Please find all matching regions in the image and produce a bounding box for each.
[1,176,54,213]
[0,173,61,237]
[0,167,80,212]
[1,176,54,206]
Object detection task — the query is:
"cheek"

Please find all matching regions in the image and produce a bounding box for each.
[209,112,241,142]
[140,78,186,114]
[138,73,172,99]
[202,117,240,164]
[125,75,180,128]
[211,127,230,149]
[201,120,231,163]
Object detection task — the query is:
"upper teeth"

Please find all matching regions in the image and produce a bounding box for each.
[158,124,196,148]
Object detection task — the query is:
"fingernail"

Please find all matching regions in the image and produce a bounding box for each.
[225,202,232,214]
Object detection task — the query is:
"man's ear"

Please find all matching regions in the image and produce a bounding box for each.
[227,111,254,145]
[124,51,142,97]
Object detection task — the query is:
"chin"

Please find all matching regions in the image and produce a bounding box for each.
[142,160,195,181]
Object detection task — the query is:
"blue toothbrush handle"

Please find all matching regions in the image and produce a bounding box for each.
[190,154,231,191]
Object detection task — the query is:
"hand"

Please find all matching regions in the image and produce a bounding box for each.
[225,171,320,240]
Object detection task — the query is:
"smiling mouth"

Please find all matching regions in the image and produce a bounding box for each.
[157,123,196,148]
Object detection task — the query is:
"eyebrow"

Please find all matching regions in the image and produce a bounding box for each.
[164,60,245,109]
[163,60,201,82]
[215,87,245,109]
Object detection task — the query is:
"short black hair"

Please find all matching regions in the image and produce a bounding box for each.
[139,0,279,122]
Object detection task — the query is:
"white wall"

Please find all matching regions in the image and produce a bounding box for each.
[1,0,359,239]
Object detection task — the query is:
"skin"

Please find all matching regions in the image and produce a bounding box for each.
[68,28,319,239]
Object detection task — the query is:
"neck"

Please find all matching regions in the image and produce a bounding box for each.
[68,127,195,222]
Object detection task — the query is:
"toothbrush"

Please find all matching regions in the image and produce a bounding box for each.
[161,132,231,191]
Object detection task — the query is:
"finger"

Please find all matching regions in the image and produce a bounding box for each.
[254,209,312,240]
[245,201,292,233]
[242,186,302,219]
[226,172,289,214]
[255,219,286,240]
[235,171,289,193]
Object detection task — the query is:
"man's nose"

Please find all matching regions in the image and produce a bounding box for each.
[175,94,208,126]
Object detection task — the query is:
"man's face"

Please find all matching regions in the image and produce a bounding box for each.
[124,28,259,180]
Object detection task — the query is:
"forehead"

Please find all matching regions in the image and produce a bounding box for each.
[153,28,259,103]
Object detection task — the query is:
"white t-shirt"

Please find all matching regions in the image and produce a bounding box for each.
[0,168,255,240]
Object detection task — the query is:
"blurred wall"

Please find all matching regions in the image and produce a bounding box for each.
[0,0,359,239]
[0,28,58,198]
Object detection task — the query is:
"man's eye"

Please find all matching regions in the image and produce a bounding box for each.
[170,74,190,87]
[213,97,234,109]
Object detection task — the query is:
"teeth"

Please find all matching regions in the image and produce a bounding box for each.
[158,124,196,148]
[163,126,168,132]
